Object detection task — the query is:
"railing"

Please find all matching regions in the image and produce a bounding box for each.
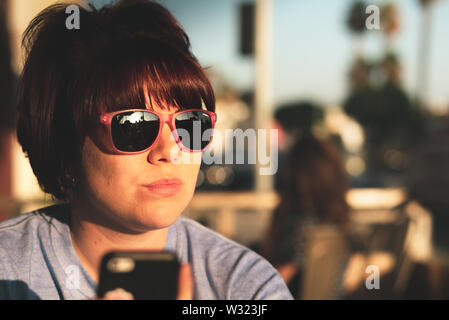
[186,188,407,243]
[1,188,407,244]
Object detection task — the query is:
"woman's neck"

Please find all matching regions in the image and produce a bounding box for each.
[68,200,169,283]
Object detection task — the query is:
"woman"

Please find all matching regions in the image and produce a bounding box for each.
[0,0,292,300]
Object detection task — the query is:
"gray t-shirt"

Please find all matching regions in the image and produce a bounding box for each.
[0,204,292,300]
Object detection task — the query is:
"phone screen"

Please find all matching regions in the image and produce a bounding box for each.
[97,251,180,300]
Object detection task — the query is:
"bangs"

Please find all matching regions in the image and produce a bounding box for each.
[76,38,215,128]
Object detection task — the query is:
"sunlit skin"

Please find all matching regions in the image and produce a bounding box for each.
[68,91,201,285]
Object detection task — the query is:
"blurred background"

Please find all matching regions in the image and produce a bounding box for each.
[1,0,449,299]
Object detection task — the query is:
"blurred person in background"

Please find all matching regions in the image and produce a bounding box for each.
[271,101,326,195]
[0,0,292,300]
[343,53,423,187]
[261,134,354,299]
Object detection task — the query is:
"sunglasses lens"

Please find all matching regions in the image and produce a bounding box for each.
[175,111,213,151]
[111,111,160,152]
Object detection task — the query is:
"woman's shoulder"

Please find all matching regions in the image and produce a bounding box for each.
[0,203,70,247]
[173,216,293,299]
[174,216,266,270]
[174,216,253,254]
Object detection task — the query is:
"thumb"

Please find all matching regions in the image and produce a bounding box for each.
[176,262,193,300]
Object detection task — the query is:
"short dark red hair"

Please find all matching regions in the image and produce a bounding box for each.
[16,0,215,201]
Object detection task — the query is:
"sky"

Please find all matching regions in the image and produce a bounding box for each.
[90,0,449,110]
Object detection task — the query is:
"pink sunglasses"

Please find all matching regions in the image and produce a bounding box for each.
[97,108,217,154]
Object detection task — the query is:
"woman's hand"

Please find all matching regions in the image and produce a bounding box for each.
[101,262,194,300]
[176,263,194,300]
[276,262,299,286]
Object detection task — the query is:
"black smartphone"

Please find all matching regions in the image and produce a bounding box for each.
[97,251,180,300]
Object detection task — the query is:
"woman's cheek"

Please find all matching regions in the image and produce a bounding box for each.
[185,162,201,190]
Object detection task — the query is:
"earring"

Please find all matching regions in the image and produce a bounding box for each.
[62,171,78,190]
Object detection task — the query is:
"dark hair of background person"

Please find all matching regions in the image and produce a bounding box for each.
[0,0,15,133]
[15,0,215,201]
[273,101,323,134]
[262,134,350,265]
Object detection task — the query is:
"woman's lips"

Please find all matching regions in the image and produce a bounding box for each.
[142,178,183,197]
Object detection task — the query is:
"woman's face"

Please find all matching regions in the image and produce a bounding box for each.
[77,97,201,233]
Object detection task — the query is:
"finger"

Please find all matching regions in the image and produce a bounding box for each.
[176,262,193,300]
[101,288,134,300]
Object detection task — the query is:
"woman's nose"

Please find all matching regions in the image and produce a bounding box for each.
[147,122,180,164]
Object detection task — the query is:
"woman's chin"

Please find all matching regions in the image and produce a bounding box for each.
[130,208,181,232]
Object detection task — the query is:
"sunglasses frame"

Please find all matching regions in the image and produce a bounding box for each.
[98,108,217,155]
